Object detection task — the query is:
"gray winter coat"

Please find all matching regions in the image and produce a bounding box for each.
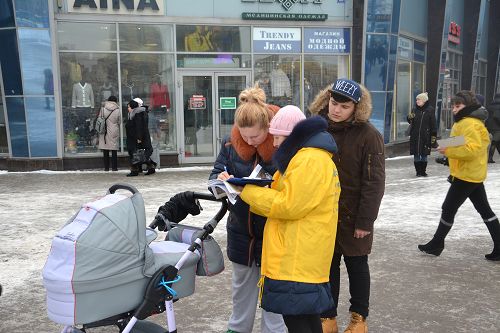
[98,101,120,151]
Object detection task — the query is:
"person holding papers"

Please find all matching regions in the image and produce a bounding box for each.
[418,90,500,261]
[209,85,286,333]
[239,106,341,333]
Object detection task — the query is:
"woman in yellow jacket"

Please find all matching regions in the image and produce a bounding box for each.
[239,105,341,333]
[418,90,500,261]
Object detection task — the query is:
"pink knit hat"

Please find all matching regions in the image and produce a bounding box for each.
[269,105,306,136]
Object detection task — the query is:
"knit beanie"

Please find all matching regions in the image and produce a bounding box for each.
[133,97,144,106]
[269,105,306,136]
[416,92,429,102]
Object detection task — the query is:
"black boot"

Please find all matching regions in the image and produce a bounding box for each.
[418,220,452,256]
[421,162,428,177]
[414,162,421,177]
[484,217,500,261]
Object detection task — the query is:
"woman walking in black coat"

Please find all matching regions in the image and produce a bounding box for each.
[125,99,155,177]
[486,93,500,163]
[407,92,437,176]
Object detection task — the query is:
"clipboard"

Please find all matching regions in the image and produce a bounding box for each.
[437,136,465,148]
[226,178,273,186]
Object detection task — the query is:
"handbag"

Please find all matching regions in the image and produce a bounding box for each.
[132,148,147,165]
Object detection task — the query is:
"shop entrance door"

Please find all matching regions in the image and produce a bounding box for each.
[179,71,250,164]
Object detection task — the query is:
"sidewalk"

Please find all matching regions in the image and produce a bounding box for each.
[0,158,499,332]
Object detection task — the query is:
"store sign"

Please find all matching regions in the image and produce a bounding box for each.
[68,0,164,15]
[303,28,349,53]
[220,97,237,109]
[189,95,206,110]
[253,27,301,53]
[242,13,327,21]
[241,0,323,11]
[397,37,413,60]
[448,21,461,45]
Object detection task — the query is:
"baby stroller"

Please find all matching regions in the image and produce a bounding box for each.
[42,183,228,333]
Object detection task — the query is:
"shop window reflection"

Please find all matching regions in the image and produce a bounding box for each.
[365,34,389,91]
[59,53,118,155]
[119,24,173,52]
[0,87,7,153]
[120,54,176,153]
[58,22,116,51]
[25,97,56,157]
[254,55,299,108]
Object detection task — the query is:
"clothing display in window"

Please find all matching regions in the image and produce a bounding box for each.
[98,82,116,104]
[270,68,291,97]
[72,82,95,108]
[149,82,171,111]
[184,27,213,52]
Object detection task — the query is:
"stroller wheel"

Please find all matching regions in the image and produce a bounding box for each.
[130,320,166,333]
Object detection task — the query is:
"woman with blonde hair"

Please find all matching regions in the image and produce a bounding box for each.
[209,85,286,333]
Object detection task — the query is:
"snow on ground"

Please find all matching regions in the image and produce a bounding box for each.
[0,154,499,332]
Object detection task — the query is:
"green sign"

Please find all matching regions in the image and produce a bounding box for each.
[220,97,237,109]
[242,12,328,21]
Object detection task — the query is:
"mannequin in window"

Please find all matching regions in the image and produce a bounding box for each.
[149,74,171,112]
[99,79,116,106]
[270,63,291,101]
[184,25,213,52]
[72,76,94,109]
[71,72,95,146]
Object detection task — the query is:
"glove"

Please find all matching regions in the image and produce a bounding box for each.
[431,136,438,148]
[155,191,202,227]
[408,112,415,120]
[151,213,168,231]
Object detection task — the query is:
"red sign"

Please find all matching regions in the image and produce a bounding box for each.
[448,21,461,45]
[188,95,206,110]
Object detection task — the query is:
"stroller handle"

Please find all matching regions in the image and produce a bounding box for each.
[107,183,139,195]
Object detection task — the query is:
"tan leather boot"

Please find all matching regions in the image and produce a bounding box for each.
[343,312,367,333]
[321,317,338,333]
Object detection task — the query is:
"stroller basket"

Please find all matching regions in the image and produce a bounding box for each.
[42,183,226,327]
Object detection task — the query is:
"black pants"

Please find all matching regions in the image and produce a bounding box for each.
[283,314,322,333]
[102,149,117,171]
[322,252,370,319]
[489,139,500,160]
[441,178,495,225]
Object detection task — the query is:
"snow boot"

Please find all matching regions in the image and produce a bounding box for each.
[418,220,452,256]
[414,162,422,177]
[343,312,367,333]
[421,162,428,177]
[321,317,338,333]
[484,217,500,261]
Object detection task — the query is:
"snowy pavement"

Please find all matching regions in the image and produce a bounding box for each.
[0,156,499,333]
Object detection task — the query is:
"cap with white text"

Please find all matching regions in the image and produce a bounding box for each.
[330,78,361,104]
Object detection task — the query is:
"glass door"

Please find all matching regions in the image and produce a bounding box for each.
[179,71,250,163]
[215,72,250,155]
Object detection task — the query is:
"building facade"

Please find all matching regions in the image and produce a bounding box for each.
[0,0,499,170]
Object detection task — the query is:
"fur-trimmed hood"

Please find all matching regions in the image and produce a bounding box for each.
[274,116,337,173]
[228,104,280,162]
[309,83,373,123]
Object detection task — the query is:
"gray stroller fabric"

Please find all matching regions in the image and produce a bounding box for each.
[43,190,198,326]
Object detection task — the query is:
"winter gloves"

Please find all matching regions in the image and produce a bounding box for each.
[431,135,438,148]
[408,112,415,120]
[151,191,202,231]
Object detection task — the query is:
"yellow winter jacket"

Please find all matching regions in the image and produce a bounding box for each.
[446,117,490,183]
[240,147,340,284]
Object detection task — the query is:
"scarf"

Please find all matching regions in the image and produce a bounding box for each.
[453,104,480,123]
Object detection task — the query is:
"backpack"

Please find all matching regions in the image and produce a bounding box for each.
[95,108,115,135]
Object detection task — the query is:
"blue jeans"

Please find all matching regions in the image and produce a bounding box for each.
[413,154,428,162]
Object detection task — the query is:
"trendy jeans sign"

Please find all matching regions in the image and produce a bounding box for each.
[303,28,350,53]
[253,27,301,53]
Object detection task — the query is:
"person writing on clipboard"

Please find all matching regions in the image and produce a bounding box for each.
[418,90,500,261]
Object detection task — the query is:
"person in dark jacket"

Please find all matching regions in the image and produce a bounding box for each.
[125,99,155,177]
[209,85,286,333]
[418,90,500,261]
[407,92,437,176]
[486,93,500,163]
[309,79,386,333]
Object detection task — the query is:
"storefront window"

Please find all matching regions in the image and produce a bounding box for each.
[5,97,28,157]
[58,22,116,51]
[14,0,49,28]
[366,0,393,33]
[0,0,15,28]
[18,28,53,95]
[0,29,23,95]
[395,61,410,139]
[59,53,118,155]
[0,77,7,154]
[176,25,251,53]
[304,55,349,114]
[365,34,388,92]
[120,54,176,152]
[119,24,173,52]
[25,97,57,157]
[254,55,300,108]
